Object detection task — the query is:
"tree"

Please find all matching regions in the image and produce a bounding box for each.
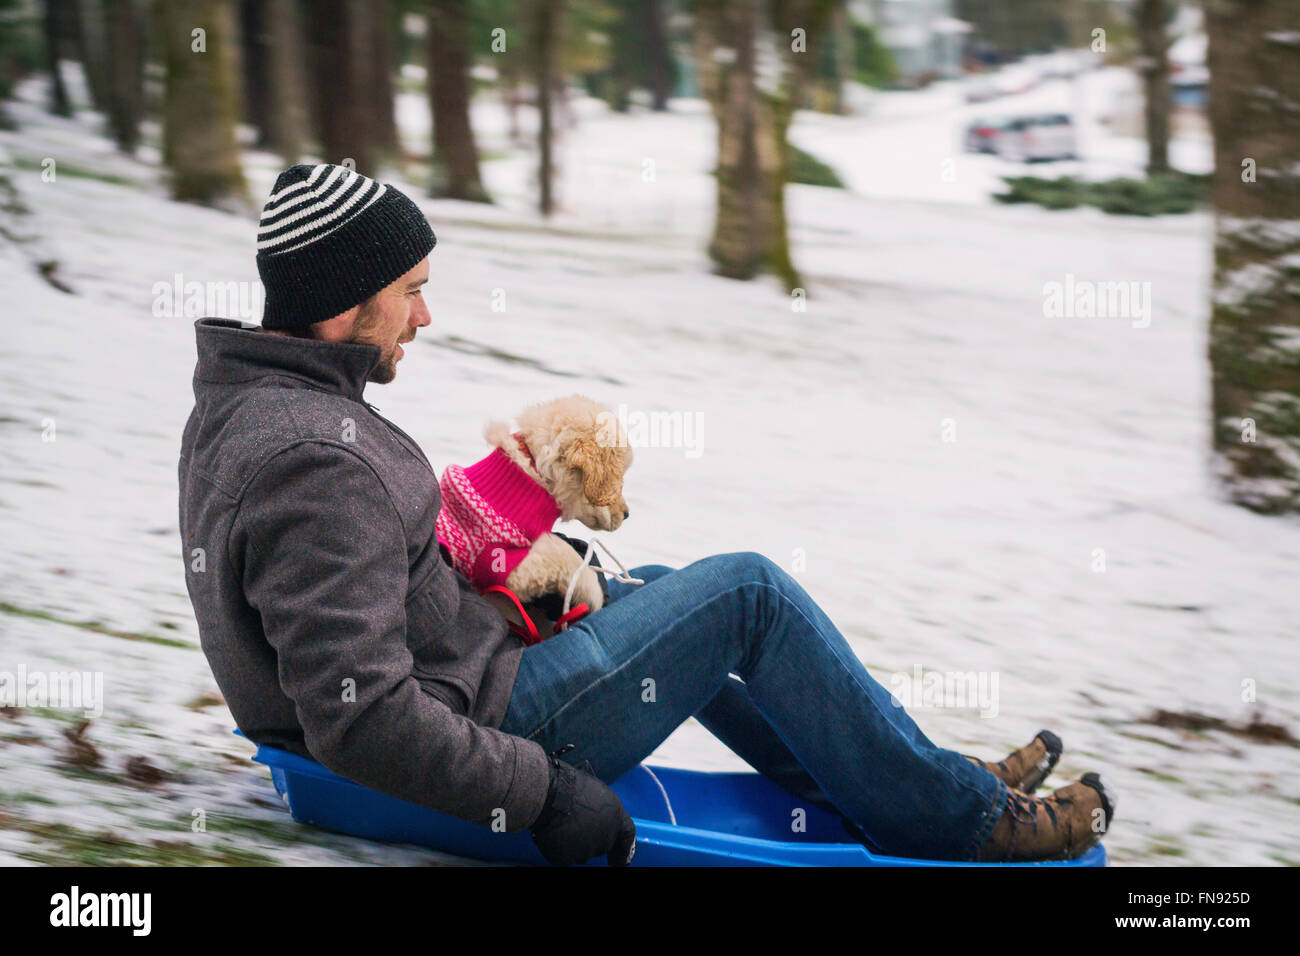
[69,0,109,111]
[593,0,673,112]
[695,0,835,290]
[0,0,41,126]
[533,0,563,216]
[641,0,672,110]
[1134,0,1176,174]
[237,0,270,146]
[302,0,396,175]
[42,0,72,116]
[1205,0,1300,514]
[428,0,490,201]
[694,0,762,279]
[102,0,144,153]
[157,0,248,207]
[367,0,401,164]
[265,0,308,164]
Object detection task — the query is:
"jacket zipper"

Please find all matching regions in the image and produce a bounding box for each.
[363,401,435,475]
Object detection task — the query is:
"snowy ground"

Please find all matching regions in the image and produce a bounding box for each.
[1,64,1297,867]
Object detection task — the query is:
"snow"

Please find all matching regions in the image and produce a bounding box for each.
[788,66,1210,206]
[1,63,1297,867]
[1216,216,1300,249]
[1213,261,1282,309]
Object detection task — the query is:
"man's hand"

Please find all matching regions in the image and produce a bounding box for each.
[531,755,637,866]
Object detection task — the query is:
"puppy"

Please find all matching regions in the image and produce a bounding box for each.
[436,394,633,615]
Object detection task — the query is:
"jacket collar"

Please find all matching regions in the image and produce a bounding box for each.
[192,317,382,404]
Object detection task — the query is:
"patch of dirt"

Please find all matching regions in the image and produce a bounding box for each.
[1137,708,1300,747]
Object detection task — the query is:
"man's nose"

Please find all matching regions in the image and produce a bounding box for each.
[412,296,432,329]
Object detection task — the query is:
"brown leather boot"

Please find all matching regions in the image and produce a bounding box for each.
[964,729,1062,795]
[976,773,1115,862]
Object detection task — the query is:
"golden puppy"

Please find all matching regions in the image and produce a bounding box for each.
[437,394,633,615]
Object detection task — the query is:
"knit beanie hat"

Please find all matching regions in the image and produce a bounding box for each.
[256,163,436,331]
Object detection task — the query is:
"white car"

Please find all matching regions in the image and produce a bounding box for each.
[994,113,1078,162]
[964,116,1011,153]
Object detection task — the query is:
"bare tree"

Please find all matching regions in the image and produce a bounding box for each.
[367,0,401,165]
[102,0,144,154]
[42,0,72,116]
[237,0,269,146]
[642,0,672,110]
[695,0,834,290]
[303,0,380,174]
[69,0,109,112]
[157,0,248,207]
[1134,0,1175,174]
[1205,0,1300,513]
[428,0,490,201]
[266,0,308,164]
[533,0,562,216]
[694,0,763,279]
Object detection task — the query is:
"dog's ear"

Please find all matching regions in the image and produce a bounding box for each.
[483,420,513,447]
[567,434,621,507]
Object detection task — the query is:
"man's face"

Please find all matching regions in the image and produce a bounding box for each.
[313,258,431,383]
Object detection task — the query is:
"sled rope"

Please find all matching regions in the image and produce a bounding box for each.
[561,536,645,620]
[638,765,677,825]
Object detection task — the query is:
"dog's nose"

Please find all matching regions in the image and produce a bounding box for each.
[623,508,629,519]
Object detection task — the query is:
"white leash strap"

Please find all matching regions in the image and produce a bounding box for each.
[561,536,645,618]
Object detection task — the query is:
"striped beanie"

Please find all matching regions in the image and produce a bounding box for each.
[256,163,437,331]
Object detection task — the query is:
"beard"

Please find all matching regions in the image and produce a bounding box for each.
[368,349,399,384]
[349,307,404,384]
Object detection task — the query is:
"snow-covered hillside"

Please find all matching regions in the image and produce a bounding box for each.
[1,66,1296,867]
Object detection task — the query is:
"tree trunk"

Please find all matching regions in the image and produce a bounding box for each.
[642,0,672,110]
[760,0,834,292]
[237,0,270,147]
[69,0,109,113]
[534,0,561,216]
[757,93,801,291]
[697,0,829,289]
[43,0,72,116]
[428,0,489,201]
[158,0,248,207]
[695,0,763,279]
[303,0,374,174]
[368,0,400,165]
[265,0,307,164]
[102,0,144,153]
[829,0,851,116]
[1205,0,1300,514]
[1135,0,1172,174]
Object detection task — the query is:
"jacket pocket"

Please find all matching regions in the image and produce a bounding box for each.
[404,564,471,712]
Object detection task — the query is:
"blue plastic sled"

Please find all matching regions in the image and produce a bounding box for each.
[238,732,1107,867]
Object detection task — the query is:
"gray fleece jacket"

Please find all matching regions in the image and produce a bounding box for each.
[178,317,551,831]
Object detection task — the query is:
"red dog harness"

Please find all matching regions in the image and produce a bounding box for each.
[481,584,591,645]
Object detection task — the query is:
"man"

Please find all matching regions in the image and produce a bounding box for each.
[179,164,1114,866]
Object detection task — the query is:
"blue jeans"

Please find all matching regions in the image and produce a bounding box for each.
[498,551,1009,861]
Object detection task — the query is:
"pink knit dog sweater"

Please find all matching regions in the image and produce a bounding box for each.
[436,445,562,589]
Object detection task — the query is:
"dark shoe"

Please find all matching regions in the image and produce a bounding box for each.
[964,729,1063,795]
[976,773,1115,863]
